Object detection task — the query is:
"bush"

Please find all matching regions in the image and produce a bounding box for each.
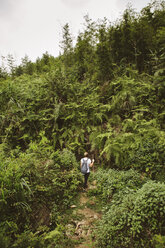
[12,225,73,248]
[0,142,81,246]
[93,168,147,203]
[131,181,165,244]
[153,235,165,248]
[95,193,136,248]
[96,181,165,248]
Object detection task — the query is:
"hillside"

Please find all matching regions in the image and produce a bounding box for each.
[0,1,165,247]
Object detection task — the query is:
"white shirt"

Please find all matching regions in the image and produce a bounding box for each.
[81,157,91,173]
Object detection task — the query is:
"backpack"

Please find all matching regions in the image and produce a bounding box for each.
[81,158,88,174]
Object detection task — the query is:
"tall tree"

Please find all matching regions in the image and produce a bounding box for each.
[74,15,97,81]
[121,8,135,64]
[60,23,73,68]
[7,54,16,76]
[96,19,113,81]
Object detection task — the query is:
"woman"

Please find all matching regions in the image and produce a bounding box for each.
[80,152,94,189]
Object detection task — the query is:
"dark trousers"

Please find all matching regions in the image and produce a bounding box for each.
[84,172,90,188]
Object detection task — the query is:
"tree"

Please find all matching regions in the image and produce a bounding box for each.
[60,23,73,68]
[96,19,113,81]
[74,15,97,81]
[21,55,35,75]
[121,8,135,64]
[7,54,16,76]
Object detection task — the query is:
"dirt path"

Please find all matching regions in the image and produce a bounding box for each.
[66,181,101,247]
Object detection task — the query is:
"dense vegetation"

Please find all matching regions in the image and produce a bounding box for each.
[91,169,165,247]
[0,1,165,247]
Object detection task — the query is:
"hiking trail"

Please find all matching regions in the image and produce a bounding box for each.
[66,179,101,248]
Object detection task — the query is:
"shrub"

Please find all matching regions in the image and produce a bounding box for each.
[93,168,147,203]
[0,142,81,246]
[96,181,165,248]
[95,193,136,248]
[131,181,165,245]
[153,235,165,248]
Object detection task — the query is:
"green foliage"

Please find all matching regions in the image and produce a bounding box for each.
[153,235,165,248]
[43,224,73,248]
[93,169,147,203]
[11,225,73,248]
[95,177,165,248]
[96,119,165,178]
[0,2,165,246]
[0,141,80,247]
[88,73,165,177]
[131,182,165,239]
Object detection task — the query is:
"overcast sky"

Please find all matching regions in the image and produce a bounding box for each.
[0,0,150,65]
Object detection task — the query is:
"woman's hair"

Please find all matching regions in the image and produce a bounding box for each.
[84,152,88,157]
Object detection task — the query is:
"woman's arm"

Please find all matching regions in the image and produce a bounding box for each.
[89,159,94,167]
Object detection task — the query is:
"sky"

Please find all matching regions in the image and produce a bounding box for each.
[0,0,150,65]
